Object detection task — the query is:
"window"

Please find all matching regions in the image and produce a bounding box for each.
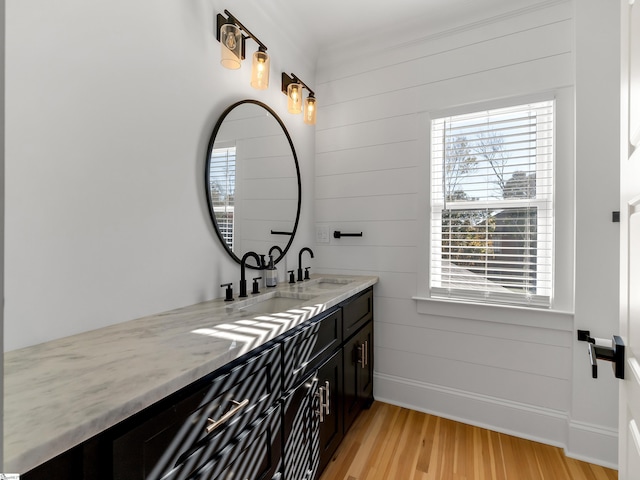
[430,100,554,308]
[209,146,236,249]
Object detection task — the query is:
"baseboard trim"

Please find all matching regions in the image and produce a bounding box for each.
[374,372,617,469]
[566,419,618,469]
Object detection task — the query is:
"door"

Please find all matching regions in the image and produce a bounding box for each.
[619,1,640,478]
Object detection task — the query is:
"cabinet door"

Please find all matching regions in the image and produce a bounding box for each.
[282,376,318,480]
[316,349,344,477]
[343,321,373,433]
[282,349,343,480]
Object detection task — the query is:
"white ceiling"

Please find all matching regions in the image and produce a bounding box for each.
[271,0,555,54]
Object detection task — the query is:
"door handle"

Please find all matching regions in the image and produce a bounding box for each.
[579,331,625,379]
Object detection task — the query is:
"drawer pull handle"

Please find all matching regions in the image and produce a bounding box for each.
[316,386,325,423]
[324,380,330,415]
[316,381,331,422]
[206,399,249,434]
[358,341,368,369]
[364,340,368,368]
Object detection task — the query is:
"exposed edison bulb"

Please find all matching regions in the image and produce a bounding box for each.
[220,24,242,69]
[287,83,302,114]
[250,50,270,90]
[304,95,317,125]
[224,32,236,50]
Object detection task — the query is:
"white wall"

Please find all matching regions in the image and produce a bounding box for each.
[1,0,5,466]
[4,0,316,351]
[570,0,621,463]
[314,0,619,467]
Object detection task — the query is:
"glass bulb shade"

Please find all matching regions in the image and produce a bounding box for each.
[220,24,242,69]
[287,83,302,114]
[250,50,270,90]
[304,96,317,125]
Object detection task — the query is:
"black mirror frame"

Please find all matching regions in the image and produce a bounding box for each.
[205,99,302,266]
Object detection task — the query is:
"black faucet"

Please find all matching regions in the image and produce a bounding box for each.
[239,251,261,297]
[297,247,314,281]
[269,245,283,261]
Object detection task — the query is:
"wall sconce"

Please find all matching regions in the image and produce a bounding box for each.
[281,73,317,125]
[216,10,270,90]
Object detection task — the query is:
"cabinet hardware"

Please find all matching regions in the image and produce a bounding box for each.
[324,380,330,415]
[206,399,249,434]
[364,340,368,367]
[316,386,325,423]
[358,342,368,368]
[316,381,331,422]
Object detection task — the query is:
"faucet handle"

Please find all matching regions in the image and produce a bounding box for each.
[252,276,262,295]
[288,270,295,284]
[304,267,311,280]
[220,283,234,302]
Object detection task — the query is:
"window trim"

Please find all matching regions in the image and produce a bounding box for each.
[416,90,575,315]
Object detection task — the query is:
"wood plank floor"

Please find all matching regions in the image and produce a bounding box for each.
[319,402,618,480]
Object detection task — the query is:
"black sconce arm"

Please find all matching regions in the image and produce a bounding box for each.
[217,9,267,53]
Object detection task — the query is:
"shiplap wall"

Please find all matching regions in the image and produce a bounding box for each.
[314,1,617,467]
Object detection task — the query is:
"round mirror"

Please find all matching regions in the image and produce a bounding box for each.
[205,100,301,265]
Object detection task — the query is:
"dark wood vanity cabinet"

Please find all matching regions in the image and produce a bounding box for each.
[21,287,374,480]
[282,349,343,480]
[111,343,283,480]
[281,287,373,480]
[281,307,344,480]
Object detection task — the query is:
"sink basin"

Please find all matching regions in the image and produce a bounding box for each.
[306,277,354,290]
[235,292,316,315]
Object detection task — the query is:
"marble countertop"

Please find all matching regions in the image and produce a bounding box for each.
[4,274,378,473]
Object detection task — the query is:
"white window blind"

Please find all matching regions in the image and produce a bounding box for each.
[430,100,554,308]
[209,146,236,250]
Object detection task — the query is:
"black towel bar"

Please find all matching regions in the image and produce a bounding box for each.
[333,231,363,239]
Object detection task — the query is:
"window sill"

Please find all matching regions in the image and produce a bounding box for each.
[413,296,574,331]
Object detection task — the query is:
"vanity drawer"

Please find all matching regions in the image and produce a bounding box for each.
[342,287,373,341]
[282,308,342,392]
[164,404,282,480]
[112,343,281,480]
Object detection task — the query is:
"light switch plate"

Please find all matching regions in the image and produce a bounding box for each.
[316,225,330,244]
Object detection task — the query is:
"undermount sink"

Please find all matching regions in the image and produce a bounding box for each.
[234,291,316,315]
[306,277,355,290]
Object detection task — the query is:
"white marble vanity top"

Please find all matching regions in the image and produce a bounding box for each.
[4,274,378,473]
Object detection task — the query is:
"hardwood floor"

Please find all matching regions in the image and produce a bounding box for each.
[319,402,618,480]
